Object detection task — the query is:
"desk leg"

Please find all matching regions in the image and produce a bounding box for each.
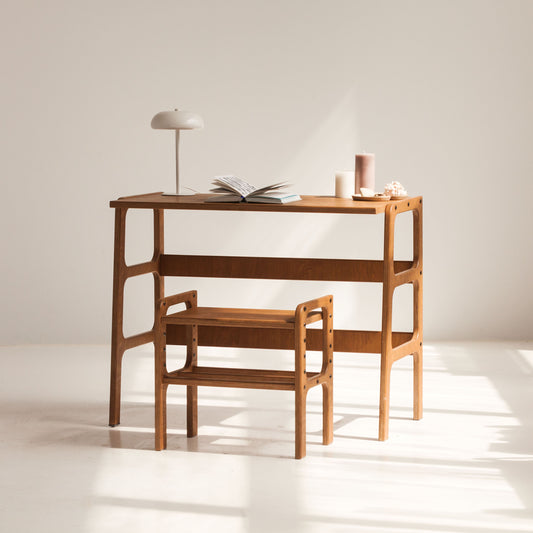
[109,208,164,427]
[379,201,423,440]
[153,207,165,342]
[109,208,127,427]
[379,204,395,441]
[413,202,423,420]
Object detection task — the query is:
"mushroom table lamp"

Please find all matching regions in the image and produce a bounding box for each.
[151,108,204,195]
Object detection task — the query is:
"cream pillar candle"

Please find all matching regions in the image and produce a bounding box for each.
[335,171,354,198]
[355,153,375,194]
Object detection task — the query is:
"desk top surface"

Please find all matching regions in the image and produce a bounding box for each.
[111,193,420,214]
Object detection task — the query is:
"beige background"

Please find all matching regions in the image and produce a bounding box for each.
[1,0,532,344]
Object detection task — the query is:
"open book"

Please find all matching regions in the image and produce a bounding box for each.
[206,176,301,204]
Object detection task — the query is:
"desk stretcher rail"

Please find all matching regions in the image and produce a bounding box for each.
[159,254,413,283]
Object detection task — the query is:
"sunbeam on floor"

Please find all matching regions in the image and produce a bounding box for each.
[0,342,532,532]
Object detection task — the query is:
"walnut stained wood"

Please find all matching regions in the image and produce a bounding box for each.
[111,192,392,214]
[108,193,423,443]
[160,254,413,283]
[163,306,324,329]
[154,291,334,459]
[164,325,412,353]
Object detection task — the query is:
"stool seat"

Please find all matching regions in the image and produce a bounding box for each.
[163,306,323,329]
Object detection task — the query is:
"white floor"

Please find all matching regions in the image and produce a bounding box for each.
[1,342,532,532]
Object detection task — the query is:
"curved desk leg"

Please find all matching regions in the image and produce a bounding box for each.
[413,201,423,420]
[109,208,127,427]
[379,204,395,441]
[109,208,164,427]
[379,200,423,441]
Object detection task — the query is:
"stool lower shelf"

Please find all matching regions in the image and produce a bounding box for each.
[164,366,325,391]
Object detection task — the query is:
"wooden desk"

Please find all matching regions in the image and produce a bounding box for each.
[108,193,423,441]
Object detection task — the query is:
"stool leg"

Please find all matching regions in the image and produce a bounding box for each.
[187,386,197,437]
[155,325,168,451]
[378,358,392,441]
[322,383,333,445]
[413,349,423,420]
[322,299,334,445]
[295,389,307,459]
[155,384,168,451]
[295,322,307,459]
[186,324,198,437]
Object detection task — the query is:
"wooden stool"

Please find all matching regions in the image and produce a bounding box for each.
[154,290,334,459]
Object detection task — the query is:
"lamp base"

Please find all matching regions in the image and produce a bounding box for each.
[162,191,195,196]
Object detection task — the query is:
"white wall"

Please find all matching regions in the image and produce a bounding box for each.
[1,0,532,344]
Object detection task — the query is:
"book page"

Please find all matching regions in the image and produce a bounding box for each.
[247,182,289,197]
[212,176,257,197]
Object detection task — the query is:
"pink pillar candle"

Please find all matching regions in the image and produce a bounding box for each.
[355,153,375,194]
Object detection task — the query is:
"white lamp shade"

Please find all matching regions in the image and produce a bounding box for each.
[151,110,204,130]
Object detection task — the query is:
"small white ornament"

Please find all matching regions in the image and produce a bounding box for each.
[384,181,407,197]
[360,187,375,197]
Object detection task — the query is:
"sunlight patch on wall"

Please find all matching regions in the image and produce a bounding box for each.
[281,87,360,194]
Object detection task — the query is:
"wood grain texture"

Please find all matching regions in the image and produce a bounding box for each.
[163,306,323,329]
[109,208,164,427]
[186,325,198,437]
[165,325,412,353]
[322,300,334,446]
[160,254,412,283]
[155,294,334,459]
[164,367,301,390]
[378,199,423,440]
[108,208,127,427]
[109,193,423,444]
[294,300,307,459]
[110,193,419,214]
[412,200,423,421]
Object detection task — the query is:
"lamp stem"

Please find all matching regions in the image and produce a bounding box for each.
[175,129,180,194]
